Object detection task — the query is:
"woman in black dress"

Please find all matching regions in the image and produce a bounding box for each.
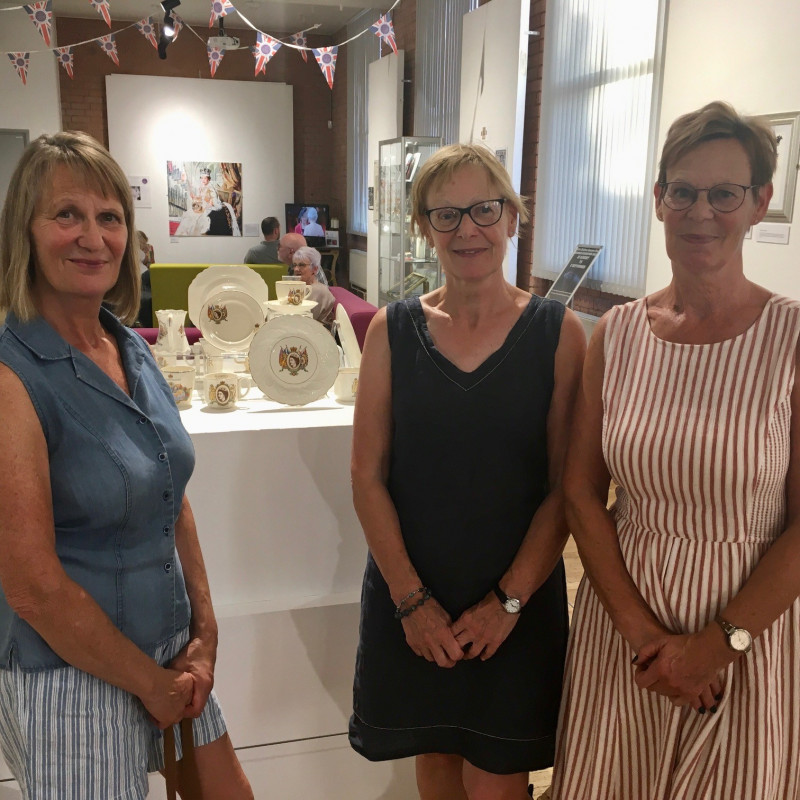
[349,144,585,798]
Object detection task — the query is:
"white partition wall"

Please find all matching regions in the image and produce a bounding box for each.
[366,52,404,306]
[106,75,293,267]
[460,0,530,284]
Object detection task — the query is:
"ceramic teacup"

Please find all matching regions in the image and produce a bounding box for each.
[275,280,312,306]
[333,367,359,403]
[204,371,251,410]
[161,364,196,410]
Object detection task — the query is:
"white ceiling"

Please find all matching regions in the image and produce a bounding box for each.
[4,0,382,36]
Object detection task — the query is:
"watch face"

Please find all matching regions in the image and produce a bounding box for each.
[730,628,752,652]
[504,598,522,614]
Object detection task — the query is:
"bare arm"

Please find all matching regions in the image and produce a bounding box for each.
[451,308,587,660]
[0,364,192,728]
[351,308,464,668]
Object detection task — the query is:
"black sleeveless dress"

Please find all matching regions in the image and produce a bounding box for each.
[349,295,570,774]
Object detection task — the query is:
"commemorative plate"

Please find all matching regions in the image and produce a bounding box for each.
[198,288,265,351]
[335,303,361,368]
[187,265,270,327]
[248,315,339,405]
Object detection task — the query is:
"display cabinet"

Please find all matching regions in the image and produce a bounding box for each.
[378,136,442,306]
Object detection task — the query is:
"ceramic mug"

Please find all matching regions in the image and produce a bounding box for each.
[275,280,312,305]
[333,367,359,403]
[204,372,251,410]
[160,364,196,410]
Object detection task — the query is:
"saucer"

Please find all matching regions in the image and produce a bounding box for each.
[266,299,318,316]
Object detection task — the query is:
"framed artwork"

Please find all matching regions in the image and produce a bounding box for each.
[755,111,800,223]
[128,175,151,208]
[166,160,243,236]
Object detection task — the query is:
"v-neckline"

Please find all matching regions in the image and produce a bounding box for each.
[405,294,541,391]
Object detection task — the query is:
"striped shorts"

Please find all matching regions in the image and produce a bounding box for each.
[0,628,227,800]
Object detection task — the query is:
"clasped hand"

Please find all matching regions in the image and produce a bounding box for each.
[633,630,727,712]
[401,592,518,668]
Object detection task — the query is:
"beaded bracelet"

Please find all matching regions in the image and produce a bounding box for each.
[394,587,432,619]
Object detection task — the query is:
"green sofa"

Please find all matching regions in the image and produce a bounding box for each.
[148,263,286,327]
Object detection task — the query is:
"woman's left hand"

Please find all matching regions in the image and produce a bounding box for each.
[633,630,728,711]
[168,635,217,718]
[450,592,519,661]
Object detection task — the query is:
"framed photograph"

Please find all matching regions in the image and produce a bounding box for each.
[755,111,800,223]
[128,175,151,208]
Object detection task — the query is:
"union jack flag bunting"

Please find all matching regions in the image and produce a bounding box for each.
[23,1,53,47]
[170,13,185,41]
[8,52,30,85]
[88,0,111,27]
[135,17,158,49]
[252,32,281,76]
[209,0,233,27]
[289,31,308,63]
[207,44,225,77]
[370,14,397,54]
[53,46,75,78]
[313,46,338,90]
[98,33,119,66]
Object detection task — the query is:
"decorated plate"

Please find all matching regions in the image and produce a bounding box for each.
[335,303,361,368]
[198,289,265,351]
[248,315,339,405]
[266,299,319,317]
[188,265,270,326]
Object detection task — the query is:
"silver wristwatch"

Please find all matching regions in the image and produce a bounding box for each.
[493,584,522,614]
[715,615,752,653]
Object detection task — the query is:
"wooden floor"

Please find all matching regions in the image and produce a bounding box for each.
[529,535,584,798]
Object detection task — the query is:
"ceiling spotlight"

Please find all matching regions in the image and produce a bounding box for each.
[160,0,180,11]
[158,0,180,59]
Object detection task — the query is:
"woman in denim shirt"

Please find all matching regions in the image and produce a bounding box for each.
[0,132,252,799]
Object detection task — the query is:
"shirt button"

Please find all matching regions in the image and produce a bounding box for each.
[163,525,170,535]
[163,491,170,502]
[164,562,172,572]
[158,452,167,462]
[137,417,147,425]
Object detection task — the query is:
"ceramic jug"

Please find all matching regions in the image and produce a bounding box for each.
[154,309,191,356]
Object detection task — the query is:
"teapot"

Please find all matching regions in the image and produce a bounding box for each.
[154,309,191,356]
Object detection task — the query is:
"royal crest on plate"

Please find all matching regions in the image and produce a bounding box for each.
[278,345,309,376]
[207,303,228,324]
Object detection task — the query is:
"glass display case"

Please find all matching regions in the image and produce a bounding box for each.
[378,136,442,306]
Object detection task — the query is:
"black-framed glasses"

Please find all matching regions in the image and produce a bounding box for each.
[659,182,759,213]
[424,198,506,232]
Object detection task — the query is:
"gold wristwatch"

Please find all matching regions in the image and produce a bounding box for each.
[714,615,752,653]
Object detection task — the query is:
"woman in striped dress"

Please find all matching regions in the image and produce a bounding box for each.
[552,101,800,798]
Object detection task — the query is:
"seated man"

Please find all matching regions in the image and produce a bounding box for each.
[277,232,307,270]
[292,246,335,331]
[244,216,281,263]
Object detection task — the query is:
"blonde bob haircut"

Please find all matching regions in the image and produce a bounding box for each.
[0,130,140,324]
[410,143,529,237]
[658,101,778,193]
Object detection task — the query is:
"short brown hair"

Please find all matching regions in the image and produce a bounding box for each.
[658,101,778,190]
[0,131,140,323]
[410,143,529,237]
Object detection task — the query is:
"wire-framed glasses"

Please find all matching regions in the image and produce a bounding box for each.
[424,198,506,232]
[659,182,759,213]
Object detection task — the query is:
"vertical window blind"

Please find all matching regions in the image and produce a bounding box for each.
[532,0,666,298]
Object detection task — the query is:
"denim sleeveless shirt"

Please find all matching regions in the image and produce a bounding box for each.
[0,309,193,669]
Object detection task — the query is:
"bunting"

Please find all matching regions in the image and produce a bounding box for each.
[209,0,233,27]
[207,44,225,77]
[288,31,308,63]
[370,14,397,54]
[312,46,337,90]
[135,17,158,50]
[170,13,185,41]
[88,0,111,28]
[97,33,119,65]
[251,32,281,76]
[8,52,30,85]
[53,46,74,78]
[23,1,53,48]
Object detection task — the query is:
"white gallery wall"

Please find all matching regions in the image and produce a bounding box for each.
[646,0,800,300]
[106,74,293,266]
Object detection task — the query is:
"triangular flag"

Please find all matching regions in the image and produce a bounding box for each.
[208,0,233,27]
[369,14,398,54]
[53,46,75,78]
[88,0,111,27]
[23,1,53,47]
[135,17,158,50]
[97,33,119,66]
[313,46,338,90]
[170,13,184,41]
[289,31,308,63]
[207,44,225,77]
[7,52,30,86]
[251,32,281,76]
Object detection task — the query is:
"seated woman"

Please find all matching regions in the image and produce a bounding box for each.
[292,246,335,330]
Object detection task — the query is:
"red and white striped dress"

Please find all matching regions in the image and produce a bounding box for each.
[553,294,800,800]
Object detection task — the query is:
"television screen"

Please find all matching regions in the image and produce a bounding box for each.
[285,203,330,248]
